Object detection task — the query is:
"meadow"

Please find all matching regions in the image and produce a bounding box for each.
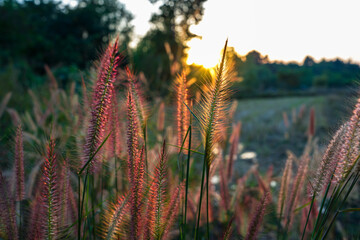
[0,39,359,240]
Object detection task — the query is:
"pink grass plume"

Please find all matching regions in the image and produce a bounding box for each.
[278,152,294,217]
[14,124,25,201]
[0,171,18,239]
[175,72,189,149]
[308,107,315,137]
[335,97,360,182]
[83,39,120,173]
[245,191,271,240]
[312,124,346,196]
[227,121,241,181]
[284,154,309,229]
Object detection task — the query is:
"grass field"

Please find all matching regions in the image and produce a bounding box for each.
[233,94,355,174]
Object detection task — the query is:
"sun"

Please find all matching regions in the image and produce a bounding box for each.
[186,38,222,69]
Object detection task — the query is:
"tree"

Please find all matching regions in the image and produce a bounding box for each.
[132,0,207,96]
[0,0,133,80]
[303,56,315,67]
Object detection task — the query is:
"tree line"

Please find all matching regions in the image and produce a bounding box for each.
[0,0,359,97]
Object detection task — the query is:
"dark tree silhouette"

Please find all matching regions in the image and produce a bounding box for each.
[132,0,207,97]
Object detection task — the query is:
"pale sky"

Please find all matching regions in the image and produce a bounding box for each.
[123,0,360,68]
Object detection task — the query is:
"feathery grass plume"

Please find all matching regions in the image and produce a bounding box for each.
[59,161,77,235]
[198,39,232,167]
[14,124,25,201]
[195,40,228,235]
[101,195,129,240]
[126,67,147,130]
[186,192,197,220]
[308,107,315,137]
[195,39,232,239]
[219,166,230,212]
[28,189,45,239]
[59,165,68,231]
[129,147,145,239]
[125,99,146,240]
[127,89,140,186]
[284,154,309,229]
[236,194,257,236]
[245,191,271,240]
[227,121,241,181]
[106,93,122,160]
[0,171,18,239]
[105,93,122,197]
[254,170,270,197]
[7,108,21,126]
[44,64,59,91]
[175,72,189,148]
[0,92,12,119]
[28,140,59,239]
[222,216,234,240]
[41,139,60,239]
[112,93,122,159]
[311,124,346,196]
[277,151,294,218]
[231,166,256,212]
[144,141,168,239]
[157,101,165,132]
[83,39,120,173]
[161,184,183,239]
[28,89,47,127]
[335,97,360,181]
[227,100,238,122]
[67,180,77,237]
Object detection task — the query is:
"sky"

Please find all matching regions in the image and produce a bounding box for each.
[122,0,360,68]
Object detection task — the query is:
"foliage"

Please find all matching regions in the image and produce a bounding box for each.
[0,0,133,75]
[131,0,207,97]
[232,51,360,97]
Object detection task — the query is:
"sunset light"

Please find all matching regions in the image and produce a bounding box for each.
[186,38,223,68]
[179,0,360,64]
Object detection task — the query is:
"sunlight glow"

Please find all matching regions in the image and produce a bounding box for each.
[186,38,223,68]
[183,0,360,64]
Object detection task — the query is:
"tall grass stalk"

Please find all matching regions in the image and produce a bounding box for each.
[78,38,119,239]
[301,193,315,240]
[78,132,112,239]
[183,124,192,237]
[301,125,346,240]
[311,155,360,239]
[14,125,25,238]
[176,72,190,239]
[195,39,231,240]
[305,98,360,239]
[41,139,60,240]
[178,126,191,239]
[283,154,309,239]
[194,153,207,240]
[101,195,129,239]
[278,152,293,223]
[0,171,18,239]
[245,191,271,240]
